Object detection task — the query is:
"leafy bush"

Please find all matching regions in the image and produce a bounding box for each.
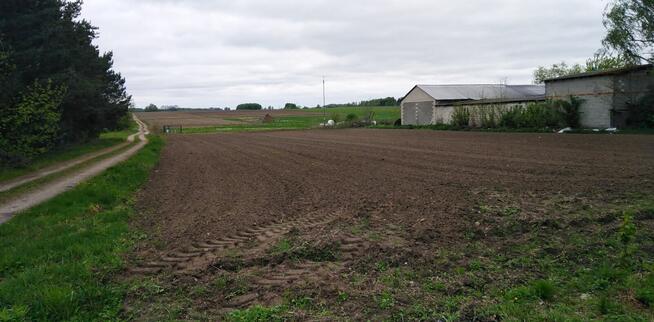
[451,99,582,130]
[555,96,584,128]
[0,81,65,165]
[626,86,654,128]
[499,107,523,128]
[346,113,358,122]
[236,103,262,110]
[283,103,299,109]
[330,112,343,123]
[451,106,471,128]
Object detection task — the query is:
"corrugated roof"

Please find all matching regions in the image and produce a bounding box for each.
[544,64,652,82]
[415,84,545,101]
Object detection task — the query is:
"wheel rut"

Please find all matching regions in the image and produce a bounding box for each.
[132,211,371,308]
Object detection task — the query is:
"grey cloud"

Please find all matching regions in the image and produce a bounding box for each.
[82,0,608,108]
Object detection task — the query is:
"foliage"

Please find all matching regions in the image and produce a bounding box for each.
[452,99,582,130]
[533,62,585,84]
[626,85,654,128]
[533,52,637,84]
[0,0,130,157]
[346,113,358,122]
[555,96,584,128]
[359,97,398,107]
[585,50,639,71]
[326,97,398,108]
[284,103,299,109]
[144,103,158,112]
[0,81,66,165]
[236,103,263,110]
[603,0,654,63]
[451,106,471,128]
[330,112,343,123]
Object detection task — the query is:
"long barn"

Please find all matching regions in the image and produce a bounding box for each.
[401,84,545,125]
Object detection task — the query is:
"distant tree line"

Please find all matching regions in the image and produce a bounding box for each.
[322,97,399,108]
[236,103,262,110]
[0,0,130,165]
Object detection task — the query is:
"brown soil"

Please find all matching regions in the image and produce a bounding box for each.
[128,129,654,319]
[135,110,321,129]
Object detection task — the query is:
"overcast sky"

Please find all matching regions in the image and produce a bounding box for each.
[81,0,608,108]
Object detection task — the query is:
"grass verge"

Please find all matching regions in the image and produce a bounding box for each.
[0,136,163,321]
[0,119,139,183]
[0,140,140,204]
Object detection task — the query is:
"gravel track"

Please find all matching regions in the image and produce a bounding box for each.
[0,115,149,224]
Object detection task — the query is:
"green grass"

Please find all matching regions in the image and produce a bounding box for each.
[0,119,139,182]
[0,140,140,204]
[176,107,400,134]
[0,136,163,321]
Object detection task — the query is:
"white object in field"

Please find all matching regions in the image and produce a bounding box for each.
[605,128,618,133]
[327,120,335,126]
[558,127,572,134]
[372,121,377,125]
[593,129,600,132]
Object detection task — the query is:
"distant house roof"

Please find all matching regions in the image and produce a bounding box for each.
[413,84,545,101]
[544,64,653,82]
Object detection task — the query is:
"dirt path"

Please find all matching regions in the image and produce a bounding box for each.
[0,127,143,193]
[0,115,150,224]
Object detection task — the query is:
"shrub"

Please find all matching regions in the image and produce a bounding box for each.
[283,103,298,110]
[499,107,523,128]
[0,81,65,166]
[626,86,654,128]
[236,103,262,110]
[556,96,584,128]
[476,105,502,128]
[346,113,358,122]
[330,112,343,123]
[451,106,471,127]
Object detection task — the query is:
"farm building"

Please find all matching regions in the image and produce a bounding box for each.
[545,64,654,128]
[400,84,545,125]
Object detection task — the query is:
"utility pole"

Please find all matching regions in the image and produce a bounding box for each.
[322,76,326,122]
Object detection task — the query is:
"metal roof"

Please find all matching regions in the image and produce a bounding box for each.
[544,64,652,82]
[415,84,545,101]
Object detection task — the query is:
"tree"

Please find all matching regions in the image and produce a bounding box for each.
[603,0,654,63]
[284,103,299,109]
[0,81,65,164]
[533,62,585,84]
[533,52,637,84]
[0,0,130,144]
[236,103,262,110]
[145,104,159,112]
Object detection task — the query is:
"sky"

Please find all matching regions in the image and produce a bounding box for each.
[81,0,609,108]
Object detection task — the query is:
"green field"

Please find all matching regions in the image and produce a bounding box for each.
[181,107,400,134]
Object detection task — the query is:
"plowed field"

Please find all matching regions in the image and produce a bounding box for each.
[127,130,654,320]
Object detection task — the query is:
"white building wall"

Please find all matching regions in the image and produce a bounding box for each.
[433,106,454,124]
[546,76,614,128]
[401,87,435,125]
